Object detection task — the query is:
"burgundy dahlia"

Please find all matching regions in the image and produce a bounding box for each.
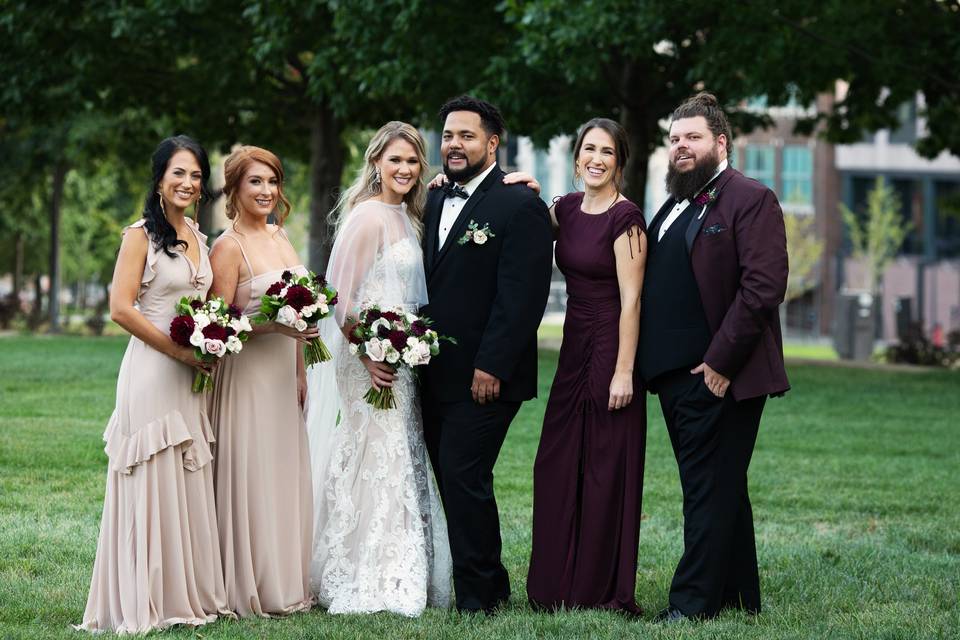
[201,323,228,342]
[189,299,204,310]
[381,311,401,323]
[170,315,195,347]
[410,320,427,337]
[388,330,408,352]
[284,284,314,311]
[266,281,284,296]
[281,270,293,282]
[227,304,242,319]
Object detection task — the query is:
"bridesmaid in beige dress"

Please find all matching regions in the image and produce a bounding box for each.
[76,136,230,633]
[208,145,314,617]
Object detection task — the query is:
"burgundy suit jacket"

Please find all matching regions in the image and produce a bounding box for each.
[682,167,790,400]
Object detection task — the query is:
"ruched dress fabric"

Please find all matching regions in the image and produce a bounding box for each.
[76,219,230,634]
[527,194,648,614]
[208,231,314,618]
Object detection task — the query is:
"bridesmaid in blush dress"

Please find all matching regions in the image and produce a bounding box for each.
[76,136,230,633]
[524,119,648,614]
[208,146,315,618]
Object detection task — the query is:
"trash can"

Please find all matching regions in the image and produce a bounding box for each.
[833,291,876,361]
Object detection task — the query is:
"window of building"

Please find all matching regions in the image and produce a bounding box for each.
[743,145,776,190]
[782,145,813,207]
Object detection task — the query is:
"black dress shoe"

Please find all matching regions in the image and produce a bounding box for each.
[653,607,688,623]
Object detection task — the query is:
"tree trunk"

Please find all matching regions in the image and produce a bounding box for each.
[30,272,43,329]
[47,159,68,333]
[620,107,652,209]
[307,104,344,273]
[13,231,24,299]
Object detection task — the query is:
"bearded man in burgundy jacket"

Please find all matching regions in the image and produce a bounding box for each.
[640,92,789,622]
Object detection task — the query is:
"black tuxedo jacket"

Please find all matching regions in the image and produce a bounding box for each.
[420,166,554,403]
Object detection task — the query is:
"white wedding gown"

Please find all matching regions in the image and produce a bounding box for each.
[306,200,452,617]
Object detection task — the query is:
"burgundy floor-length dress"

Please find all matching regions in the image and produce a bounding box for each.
[527,193,647,614]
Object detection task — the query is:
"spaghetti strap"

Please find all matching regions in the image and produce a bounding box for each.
[221,233,256,281]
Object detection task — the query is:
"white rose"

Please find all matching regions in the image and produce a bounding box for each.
[301,304,317,318]
[207,299,221,313]
[406,312,419,324]
[276,305,298,328]
[473,230,488,245]
[238,316,252,333]
[365,338,385,362]
[193,313,211,329]
[226,335,243,353]
[403,349,421,367]
[189,328,205,347]
[407,336,420,348]
[318,303,329,316]
[385,346,400,365]
[203,339,225,357]
[294,318,308,332]
[348,343,359,355]
[415,341,432,365]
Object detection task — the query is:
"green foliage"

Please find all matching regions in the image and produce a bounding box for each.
[783,213,824,301]
[840,177,912,292]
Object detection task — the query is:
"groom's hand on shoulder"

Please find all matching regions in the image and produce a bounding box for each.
[472,368,500,404]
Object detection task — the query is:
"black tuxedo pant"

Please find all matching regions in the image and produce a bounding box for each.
[654,369,765,618]
[422,398,521,612]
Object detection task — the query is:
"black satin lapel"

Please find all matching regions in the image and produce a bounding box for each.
[685,201,708,253]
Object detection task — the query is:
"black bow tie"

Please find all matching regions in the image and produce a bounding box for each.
[443,183,469,200]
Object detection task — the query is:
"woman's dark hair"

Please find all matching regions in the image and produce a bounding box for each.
[572,117,630,193]
[438,95,505,138]
[142,135,212,257]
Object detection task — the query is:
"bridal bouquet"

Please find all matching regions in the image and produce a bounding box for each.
[170,296,252,392]
[253,269,338,367]
[348,305,454,409]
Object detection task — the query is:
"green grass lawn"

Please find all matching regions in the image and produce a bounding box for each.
[1,336,958,639]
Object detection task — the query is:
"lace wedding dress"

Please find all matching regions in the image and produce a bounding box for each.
[306,199,452,617]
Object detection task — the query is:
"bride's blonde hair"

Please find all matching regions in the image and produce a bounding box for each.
[330,121,428,237]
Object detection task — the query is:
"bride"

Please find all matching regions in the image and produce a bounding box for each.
[305,121,452,616]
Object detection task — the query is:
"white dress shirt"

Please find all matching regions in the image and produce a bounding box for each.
[657,159,728,242]
[438,162,498,248]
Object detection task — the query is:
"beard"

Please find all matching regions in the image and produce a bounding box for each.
[665,145,721,202]
[443,154,487,184]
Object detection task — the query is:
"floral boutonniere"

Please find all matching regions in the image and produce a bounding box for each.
[457,220,495,246]
[695,186,720,220]
[695,187,718,207]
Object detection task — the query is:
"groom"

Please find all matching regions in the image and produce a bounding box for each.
[420,95,553,613]
[639,92,790,621]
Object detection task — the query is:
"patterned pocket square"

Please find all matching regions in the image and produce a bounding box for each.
[703,223,726,236]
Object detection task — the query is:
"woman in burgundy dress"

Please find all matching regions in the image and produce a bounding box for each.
[525,118,648,614]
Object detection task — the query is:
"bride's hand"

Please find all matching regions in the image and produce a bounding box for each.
[360,355,396,390]
[427,173,448,190]
[503,171,540,194]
